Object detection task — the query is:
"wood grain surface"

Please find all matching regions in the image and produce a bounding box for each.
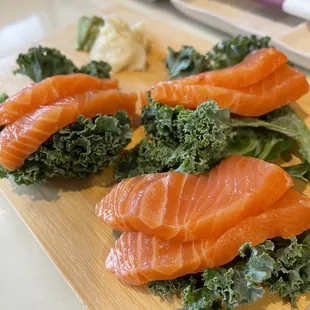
[0,4,309,310]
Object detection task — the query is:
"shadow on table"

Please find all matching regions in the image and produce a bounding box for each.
[10,168,116,202]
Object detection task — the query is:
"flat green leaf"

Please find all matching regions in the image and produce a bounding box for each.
[231,106,310,163]
[283,163,310,182]
[229,128,292,161]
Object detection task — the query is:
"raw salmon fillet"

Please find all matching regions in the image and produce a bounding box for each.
[159,48,288,89]
[96,155,293,242]
[0,74,118,125]
[106,189,310,285]
[0,90,137,171]
[150,64,309,116]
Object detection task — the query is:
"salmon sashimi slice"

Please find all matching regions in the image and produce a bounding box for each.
[106,231,205,285]
[0,74,119,126]
[106,189,310,285]
[96,155,293,242]
[150,64,309,116]
[157,48,288,90]
[0,90,137,171]
[204,189,310,268]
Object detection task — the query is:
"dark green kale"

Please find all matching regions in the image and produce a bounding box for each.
[0,111,131,185]
[206,35,271,71]
[165,35,271,79]
[13,46,111,82]
[149,230,310,310]
[148,276,197,298]
[0,93,8,103]
[181,241,275,310]
[165,46,209,80]
[265,231,310,307]
[75,15,104,52]
[79,60,111,79]
[115,101,293,181]
[0,93,9,132]
[14,46,77,82]
[115,100,233,180]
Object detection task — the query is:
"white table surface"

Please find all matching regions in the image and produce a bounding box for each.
[0,1,225,309]
[0,1,308,310]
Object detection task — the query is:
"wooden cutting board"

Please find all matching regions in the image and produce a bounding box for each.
[0,4,310,310]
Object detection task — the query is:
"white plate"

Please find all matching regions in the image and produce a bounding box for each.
[170,0,310,70]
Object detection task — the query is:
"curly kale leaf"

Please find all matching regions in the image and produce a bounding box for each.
[150,230,310,310]
[115,100,233,180]
[265,232,310,307]
[181,241,275,310]
[75,15,104,52]
[206,35,271,71]
[14,46,77,82]
[0,111,131,185]
[79,60,111,79]
[148,276,197,298]
[14,46,111,82]
[115,101,293,181]
[165,46,209,80]
[165,35,271,79]
[0,93,8,103]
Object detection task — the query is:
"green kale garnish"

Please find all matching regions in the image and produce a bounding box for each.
[181,241,274,310]
[149,230,310,310]
[0,93,9,132]
[13,46,111,82]
[14,46,77,82]
[265,232,310,307]
[165,46,209,80]
[0,111,131,185]
[79,60,111,79]
[115,101,293,181]
[115,100,233,180]
[165,35,271,79]
[148,276,197,298]
[75,15,104,52]
[206,35,271,71]
[0,93,8,103]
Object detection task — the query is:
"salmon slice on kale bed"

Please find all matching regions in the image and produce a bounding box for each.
[96,155,293,242]
[150,64,309,117]
[0,74,119,126]
[157,48,288,89]
[0,90,137,171]
[106,189,310,285]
